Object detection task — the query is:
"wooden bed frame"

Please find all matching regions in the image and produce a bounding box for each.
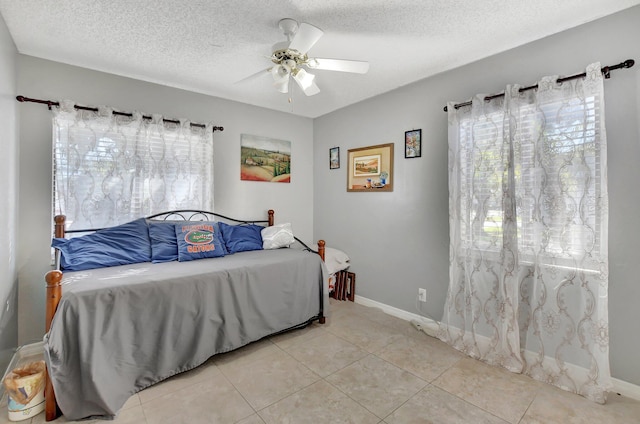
[43,209,326,421]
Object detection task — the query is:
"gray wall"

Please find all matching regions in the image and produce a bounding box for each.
[16,57,314,344]
[0,13,19,374]
[314,6,640,385]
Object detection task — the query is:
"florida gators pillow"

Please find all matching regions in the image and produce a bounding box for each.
[175,222,226,262]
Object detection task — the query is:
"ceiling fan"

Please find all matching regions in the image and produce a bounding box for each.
[240,18,370,96]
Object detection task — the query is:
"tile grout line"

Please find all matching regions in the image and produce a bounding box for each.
[320,368,386,420]
[213,368,257,423]
[379,382,432,422]
[515,383,543,424]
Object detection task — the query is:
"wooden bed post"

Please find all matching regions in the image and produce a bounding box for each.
[54,215,66,238]
[317,240,325,262]
[45,214,65,421]
[317,240,326,324]
[44,270,63,421]
[268,209,274,226]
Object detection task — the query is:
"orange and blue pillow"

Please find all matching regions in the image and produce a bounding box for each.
[175,221,227,262]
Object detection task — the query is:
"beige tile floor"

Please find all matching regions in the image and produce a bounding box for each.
[3,299,640,423]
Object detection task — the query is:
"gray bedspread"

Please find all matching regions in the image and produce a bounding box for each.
[43,248,328,420]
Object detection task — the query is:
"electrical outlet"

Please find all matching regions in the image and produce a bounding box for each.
[418,288,427,302]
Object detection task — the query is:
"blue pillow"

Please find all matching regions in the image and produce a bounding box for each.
[175,222,227,262]
[147,221,180,263]
[218,222,264,254]
[51,218,151,271]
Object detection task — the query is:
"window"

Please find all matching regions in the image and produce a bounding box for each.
[52,106,213,230]
[457,91,604,260]
[457,109,507,251]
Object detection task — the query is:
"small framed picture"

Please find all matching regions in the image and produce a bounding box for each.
[330,147,340,169]
[405,129,422,158]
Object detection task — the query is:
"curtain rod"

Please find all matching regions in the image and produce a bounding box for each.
[15,95,224,132]
[443,59,635,112]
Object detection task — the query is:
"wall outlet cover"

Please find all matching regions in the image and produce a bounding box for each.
[418,288,427,302]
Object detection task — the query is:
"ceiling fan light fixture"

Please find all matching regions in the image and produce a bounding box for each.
[273,76,289,93]
[271,64,290,82]
[293,68,315,90]
[292,68,320,96]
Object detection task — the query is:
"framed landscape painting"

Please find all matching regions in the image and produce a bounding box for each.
[240,134,291,183]
[353,154,380,176]
[347,143,394,192]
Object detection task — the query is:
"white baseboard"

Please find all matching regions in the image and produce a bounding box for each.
[612,377,640,401]
[354,294,431,323]
[353,294,640,401]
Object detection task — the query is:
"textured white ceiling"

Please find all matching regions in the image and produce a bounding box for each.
[1,0,638,118]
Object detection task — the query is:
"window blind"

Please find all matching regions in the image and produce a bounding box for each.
[53,109,214,230]
[458,93,603,257]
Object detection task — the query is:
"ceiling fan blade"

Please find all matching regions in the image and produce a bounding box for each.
[293,69,320,96]
[309,58,370,74]
[235,67,272,84]
[288,23,323,54]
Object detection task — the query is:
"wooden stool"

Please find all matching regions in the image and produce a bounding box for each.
[331,270,355,302]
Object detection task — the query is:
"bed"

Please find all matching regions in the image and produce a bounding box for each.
[43,209,328,421]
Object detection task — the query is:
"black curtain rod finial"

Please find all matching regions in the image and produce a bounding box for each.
[16,95,56,110]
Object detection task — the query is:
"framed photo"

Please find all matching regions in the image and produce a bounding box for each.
[405,129,422,158]
[347,143,394,192]
[329,147,340,169]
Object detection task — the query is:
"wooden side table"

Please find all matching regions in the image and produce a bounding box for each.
[331,270,355,302]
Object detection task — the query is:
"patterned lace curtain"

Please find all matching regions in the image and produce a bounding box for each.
[442,63,610,403]
[52,100,214,229]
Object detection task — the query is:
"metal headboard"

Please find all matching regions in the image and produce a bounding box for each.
[65,209,271,234]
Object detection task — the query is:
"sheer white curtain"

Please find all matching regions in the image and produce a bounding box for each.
[442,63,611,403]
[52,100,214,229]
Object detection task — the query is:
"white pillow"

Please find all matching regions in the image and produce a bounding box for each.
[314,245,350,274]
[261,223,295,249]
